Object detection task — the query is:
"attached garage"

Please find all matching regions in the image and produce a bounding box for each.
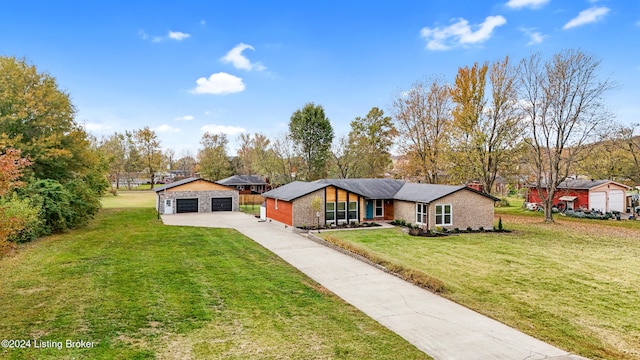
[608,190,625,213]
[212,197,233,211]
[176,198,199,213]
[155,177,239,215]
[589,192,606,212]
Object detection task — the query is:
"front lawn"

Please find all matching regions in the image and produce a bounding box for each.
[320,219,640,360]
[0,207,430,359]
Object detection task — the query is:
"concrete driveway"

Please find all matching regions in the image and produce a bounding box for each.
[162,212,589,360]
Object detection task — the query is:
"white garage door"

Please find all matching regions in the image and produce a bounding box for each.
[608,190,625,212]
[589,192,606,212]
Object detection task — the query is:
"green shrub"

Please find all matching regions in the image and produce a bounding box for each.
[0,194,44,243]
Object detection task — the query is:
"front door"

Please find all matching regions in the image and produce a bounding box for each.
[366,200,373,219]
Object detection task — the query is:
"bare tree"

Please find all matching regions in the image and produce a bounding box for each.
[518,49,615,222]
[392,78,453,183]
[330,135,358,179]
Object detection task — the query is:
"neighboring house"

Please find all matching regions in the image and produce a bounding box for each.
[216,175,270,194]
[261,178,499,230]
[155,177,239,214]
[526,179,631,213]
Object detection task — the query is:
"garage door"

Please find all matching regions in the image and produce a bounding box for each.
[212,197,233,211]
[176,198,199,213]
[589,192,606,212]
[608,190,625,212]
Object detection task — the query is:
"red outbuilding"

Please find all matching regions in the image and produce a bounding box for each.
[526,180,630,213]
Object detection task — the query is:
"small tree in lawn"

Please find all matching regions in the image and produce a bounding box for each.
[311,196,322,229]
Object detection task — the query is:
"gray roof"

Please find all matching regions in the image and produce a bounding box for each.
[316,178,404,199]
[216,174,267,186]
[261,181,327,201]
[533,179,631,190]
[558,179,611,189]
[262,178,500,203]
[393,183,467,203]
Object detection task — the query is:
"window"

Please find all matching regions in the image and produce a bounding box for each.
[275,199,278,210]
[348,202,358,222]
[416,203,427,225]
[337,202,347,223]
[375,199,384,217]
[325,202,335,223]
[435,204,452,226]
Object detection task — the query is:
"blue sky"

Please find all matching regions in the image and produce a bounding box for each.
[2,0,639,155]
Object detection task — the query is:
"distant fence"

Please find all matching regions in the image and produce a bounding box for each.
[239,194,264,205]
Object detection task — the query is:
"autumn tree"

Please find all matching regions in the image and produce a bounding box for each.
[518,49,614,222]
[289,103,334,181]
[346,107,397,178]
[0,148,32,246]
[0,57,101,182]
[450,57,522,193]
[134,127,163,189]
[198,132,232,181]
[392,78,452,183]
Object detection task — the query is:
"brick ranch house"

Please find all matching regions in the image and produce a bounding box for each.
[526,179,631,213]
[155,177,239,214]
[261,178,499,230]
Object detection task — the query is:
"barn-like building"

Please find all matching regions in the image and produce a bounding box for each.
[526,180,630,213]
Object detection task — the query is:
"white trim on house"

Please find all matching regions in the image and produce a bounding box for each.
[435,204,452,226]
[416,203,428,225]
[374,199,384,217]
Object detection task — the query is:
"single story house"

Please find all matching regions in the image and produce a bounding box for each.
[526,179,631,213]
[155,177,239,214]
[216,175,270,194]
[261,178,499,230]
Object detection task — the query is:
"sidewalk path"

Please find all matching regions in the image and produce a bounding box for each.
[162,212,589,360]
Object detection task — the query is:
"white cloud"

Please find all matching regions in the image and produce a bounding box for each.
[420,16,507,50]
[201,124,246,135]
[563,6,610,29]
[84,122,112,133]
[519,27,547,45]
[174,115,194,121]
[168,31,190,41]
[140,30,191,42]
[221,43,266,71]
[191,72,245,95]
[155,124,181,133]
[505,0,549,9]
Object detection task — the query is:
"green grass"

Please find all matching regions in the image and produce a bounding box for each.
[239,204,261,216]
[320,220,640,360]
[0,207,429,359]
[101,191,156,209]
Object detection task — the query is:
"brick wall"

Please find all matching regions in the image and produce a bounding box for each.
[430,190,494,230]
[292,189,325,227]
[393,190,495,230]
[393,200,416,224]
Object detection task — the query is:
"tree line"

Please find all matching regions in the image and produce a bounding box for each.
[1,48,637,247]
[98,49,637,222]
[0,57,108,251]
